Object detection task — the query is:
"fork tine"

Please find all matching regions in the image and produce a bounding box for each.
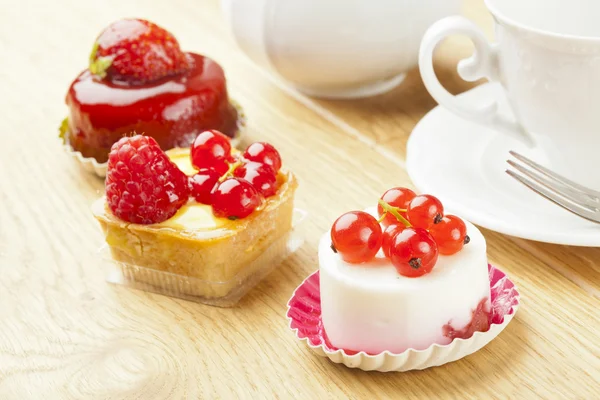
[509,151,600,200]
[506,160,598,211]
[505,169,600,223]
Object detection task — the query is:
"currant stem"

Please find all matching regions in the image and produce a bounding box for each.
[219,160,242,182]
[378,199,412,227]
[330,243,338,253]
[376,212,387,223]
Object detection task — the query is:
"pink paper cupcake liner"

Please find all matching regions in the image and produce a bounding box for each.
[286,264,520,371]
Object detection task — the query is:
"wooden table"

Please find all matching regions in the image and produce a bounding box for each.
[1,0,599,398]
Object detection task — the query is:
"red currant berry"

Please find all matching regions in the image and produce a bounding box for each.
[389,228,439,277]
[406,194,444,229]
[243,142,282,172]
[234,161,277,197]
[189,169,220,204]
[211,177,262,219]
[330,211,382,264]
[191,130,232,171]
[381,224,406,258]
[211,159,230,176]
[377,187,416,226]
[429,215,469,255]
[226,152,239,164]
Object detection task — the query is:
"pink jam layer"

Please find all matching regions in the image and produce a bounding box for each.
[287,264,519,355]
[443,298,490,341]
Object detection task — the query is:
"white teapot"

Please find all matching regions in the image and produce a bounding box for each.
[221,0,461,99]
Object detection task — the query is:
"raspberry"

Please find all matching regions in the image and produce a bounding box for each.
[105,135,189,224]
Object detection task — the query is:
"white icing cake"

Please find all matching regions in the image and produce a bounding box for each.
[319,216,491,354]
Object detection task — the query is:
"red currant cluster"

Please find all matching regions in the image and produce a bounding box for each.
[330,187,470,277]
[189,130,282,219]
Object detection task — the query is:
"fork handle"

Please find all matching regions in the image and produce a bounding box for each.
[419,16,535,147]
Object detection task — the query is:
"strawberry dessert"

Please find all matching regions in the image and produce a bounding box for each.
[93,131,297,303]
[62,18,241,163]
[320,188,491,354]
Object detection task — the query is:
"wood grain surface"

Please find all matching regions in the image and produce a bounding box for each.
[0,0,598,398]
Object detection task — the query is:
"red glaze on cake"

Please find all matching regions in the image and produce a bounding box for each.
[63,19,240,163]
[65,53,239,163]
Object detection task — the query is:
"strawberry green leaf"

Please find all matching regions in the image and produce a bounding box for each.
[89,41,99,64]
[58,117,69,142]
[89,56,112,79]
[89,41,113,78]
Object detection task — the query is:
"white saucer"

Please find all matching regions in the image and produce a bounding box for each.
[407,83,600,246]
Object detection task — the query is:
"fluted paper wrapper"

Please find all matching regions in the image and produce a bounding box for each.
[287,264,519,372]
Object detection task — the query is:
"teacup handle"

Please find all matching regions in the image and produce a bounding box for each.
[419,16,535,146]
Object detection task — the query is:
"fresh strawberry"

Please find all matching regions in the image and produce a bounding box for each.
[89,18,190,85]
[105,135,189,224]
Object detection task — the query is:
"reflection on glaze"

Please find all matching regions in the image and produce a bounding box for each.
[70,71,186,106]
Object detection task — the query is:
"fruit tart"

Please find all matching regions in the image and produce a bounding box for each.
[320,188,491,354]
[92,131,298,305]
[61,18,242,168]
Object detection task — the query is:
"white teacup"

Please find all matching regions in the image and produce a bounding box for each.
[222,0,460,99]
[420,0,600,189]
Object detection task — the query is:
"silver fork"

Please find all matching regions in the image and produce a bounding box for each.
[506,151,600,223]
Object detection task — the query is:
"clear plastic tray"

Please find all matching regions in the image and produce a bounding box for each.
[100,209,307,307]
